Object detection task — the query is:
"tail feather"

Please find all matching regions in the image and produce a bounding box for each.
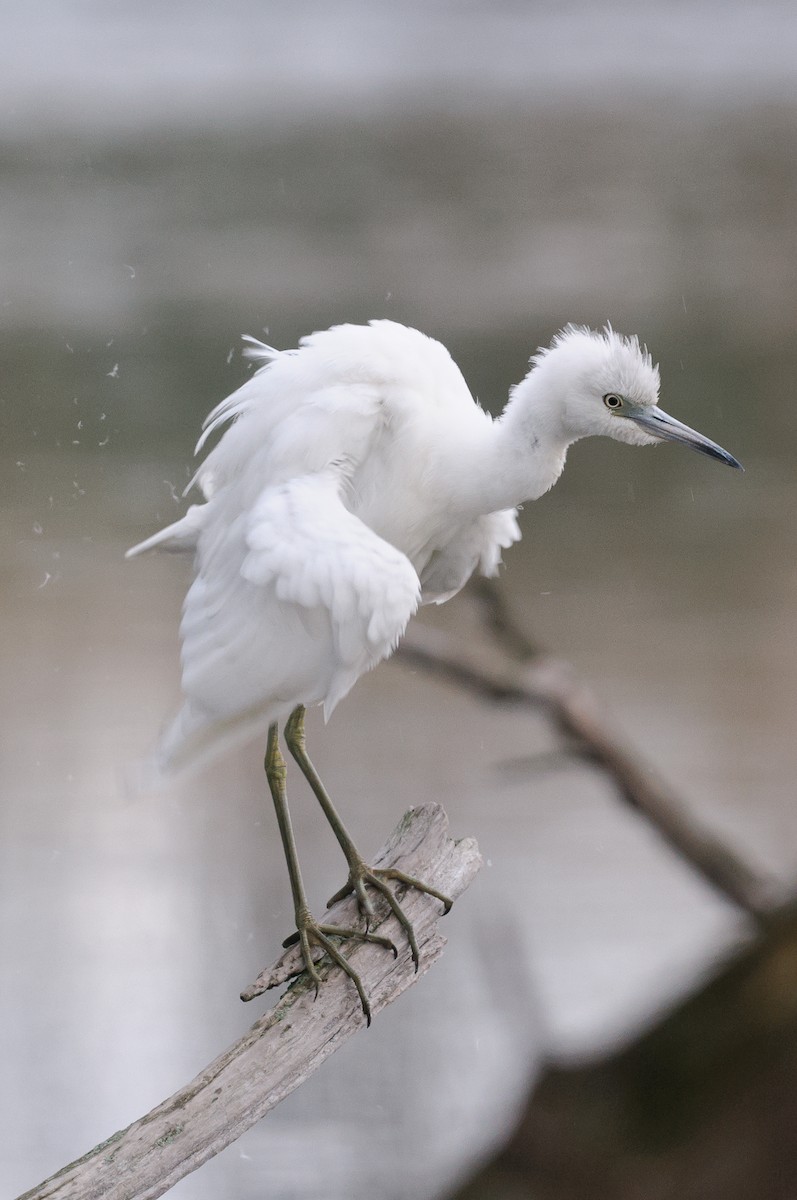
[136,699,283,791]
[125,504,206,558]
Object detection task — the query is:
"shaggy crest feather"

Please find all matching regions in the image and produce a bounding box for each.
[528,323,660,409]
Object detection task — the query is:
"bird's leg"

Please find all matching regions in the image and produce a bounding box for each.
[265,722,394,1025]
[283,705,452,972]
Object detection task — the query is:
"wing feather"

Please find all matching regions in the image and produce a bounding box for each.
[158,471,420,775]
[128,320,496,779]
[419,509,521,604]
[242,472,421,665]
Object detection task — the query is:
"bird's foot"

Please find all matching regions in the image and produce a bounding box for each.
[327,861,453,972]
[281,909,397,1026]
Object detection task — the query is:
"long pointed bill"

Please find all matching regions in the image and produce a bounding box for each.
[626,405,743,470]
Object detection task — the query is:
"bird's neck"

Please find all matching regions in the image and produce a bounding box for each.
[452,374,571,516]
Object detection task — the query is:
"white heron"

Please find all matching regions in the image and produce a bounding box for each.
[127,319,741,1021]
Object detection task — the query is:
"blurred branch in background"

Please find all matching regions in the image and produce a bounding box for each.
[450,902,797,1200]
[399,578,782,921]
[17,806,481,1200]
[395,580,797,1200]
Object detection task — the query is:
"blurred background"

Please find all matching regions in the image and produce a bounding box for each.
[2,1,797,1196]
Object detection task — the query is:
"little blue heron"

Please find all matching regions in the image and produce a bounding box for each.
[128,320,741,1021]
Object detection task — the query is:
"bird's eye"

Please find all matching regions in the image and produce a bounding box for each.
[603,393,624,410]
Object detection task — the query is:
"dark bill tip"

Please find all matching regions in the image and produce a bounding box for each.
[701,444,744,471]
[627,405,744,472]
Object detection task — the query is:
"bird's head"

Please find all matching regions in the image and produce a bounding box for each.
[532,325,742,469]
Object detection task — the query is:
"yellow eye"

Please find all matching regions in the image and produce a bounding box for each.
[603,393,624,410]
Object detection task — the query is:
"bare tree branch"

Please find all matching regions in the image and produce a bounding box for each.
[398,599,780,921]
[17,805,481,1200]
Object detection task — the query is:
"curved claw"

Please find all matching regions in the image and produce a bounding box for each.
[327,862,453,973]
[316,860,454,989]
[280,913,403,1024]
[312,928,372,1027]
[380,868,453,915]
[298,927,322,998]
[370,875,421,971]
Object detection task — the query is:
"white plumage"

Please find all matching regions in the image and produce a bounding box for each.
[127,318,741,1021]
[128,319,740,777]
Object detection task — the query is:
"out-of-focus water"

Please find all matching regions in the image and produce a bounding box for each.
[3,4,797,1198]
[3,0,797,134]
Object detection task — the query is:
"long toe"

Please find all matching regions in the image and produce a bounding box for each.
[317,925,398,957]
[324,861,453,973]
[283,911,400,1024]
[311,928,373,1026]
[378,867,454,914]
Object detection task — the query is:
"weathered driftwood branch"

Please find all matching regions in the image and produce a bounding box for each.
[398,591,779,921]
[18,805,481,1200]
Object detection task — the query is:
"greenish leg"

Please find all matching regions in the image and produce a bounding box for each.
[283,705,453,973]
[265,721,394,1025]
